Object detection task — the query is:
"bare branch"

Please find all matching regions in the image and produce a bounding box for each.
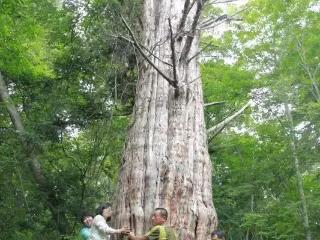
[107,33,173,67]
[182,76,201,87]
[169,18,178,86]
[208,0,240,4]
[188,40,219,63]
[180,0,205,61]
[207,100,251,138]
[200,14,228,29]
[189,0,199,10]
[177,0,191,36]
[140,44,173,67]
[177,0,199,39]
[179,0,200,36]
[115,35,165,64]
[120,15,177,87]
[204,101,226,107]
[200,7,248,30]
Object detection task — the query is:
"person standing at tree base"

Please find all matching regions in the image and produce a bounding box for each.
[128,208,176,240]
[89,203,129,240]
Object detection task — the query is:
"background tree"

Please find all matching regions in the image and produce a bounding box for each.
[0,0,135,238]
[204,0,320,239]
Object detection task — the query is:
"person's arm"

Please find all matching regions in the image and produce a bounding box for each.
[94,215,122,234]
[128,226,160,240]
[128,233,148,240]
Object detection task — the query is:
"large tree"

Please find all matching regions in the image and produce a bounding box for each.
[113,1,217,239]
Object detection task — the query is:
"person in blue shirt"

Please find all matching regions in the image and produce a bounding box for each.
[80,212,94,240]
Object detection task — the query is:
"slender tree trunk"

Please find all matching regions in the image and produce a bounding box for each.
[0,72,70,234]
[284,101,312,240]
[245,194,254,240]
[113,1,217,239]
[296,39,320,102]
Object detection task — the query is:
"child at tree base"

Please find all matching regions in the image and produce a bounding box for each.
[80,212,94,240]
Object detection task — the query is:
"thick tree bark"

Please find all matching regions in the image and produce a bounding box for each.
[113,1,217,239]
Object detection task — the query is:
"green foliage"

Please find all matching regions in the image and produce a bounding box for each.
[206,0,320,239]
[0,0,64,79]
[1,0,320,239]
[201,61,255,135]
[202,61,255,103]
[0,0,136,238]
[211,123,320,239]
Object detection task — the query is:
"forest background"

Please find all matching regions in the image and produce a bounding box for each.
[0,0,319,239]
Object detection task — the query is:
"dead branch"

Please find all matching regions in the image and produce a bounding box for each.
[186,76,201,86]
[207,0,240,4]
[169,18,178,86]
[120,15,177,87]
[177,0,191,36]
[178,0,199,35]
[201,7,248,30]
[200,14,228,29]
[107,33,173,67]
[204,101,226,107]
[188,40,219,63]
[188,0,199,11]
[207,100,251,138]
[180,0,206,61]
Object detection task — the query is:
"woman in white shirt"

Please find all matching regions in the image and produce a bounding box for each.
[89,203,129,240]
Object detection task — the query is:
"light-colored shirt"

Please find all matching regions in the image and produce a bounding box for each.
[89,215,118,240]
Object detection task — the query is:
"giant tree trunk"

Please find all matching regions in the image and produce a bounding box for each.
[113,1,217,239]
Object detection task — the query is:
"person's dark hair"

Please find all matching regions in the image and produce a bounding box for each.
[96,203,112,215]
[80,211,93,223]
[211,230,225,239]
[154,207,168,220]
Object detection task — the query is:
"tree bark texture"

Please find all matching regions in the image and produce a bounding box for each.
[113,1,217,239]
